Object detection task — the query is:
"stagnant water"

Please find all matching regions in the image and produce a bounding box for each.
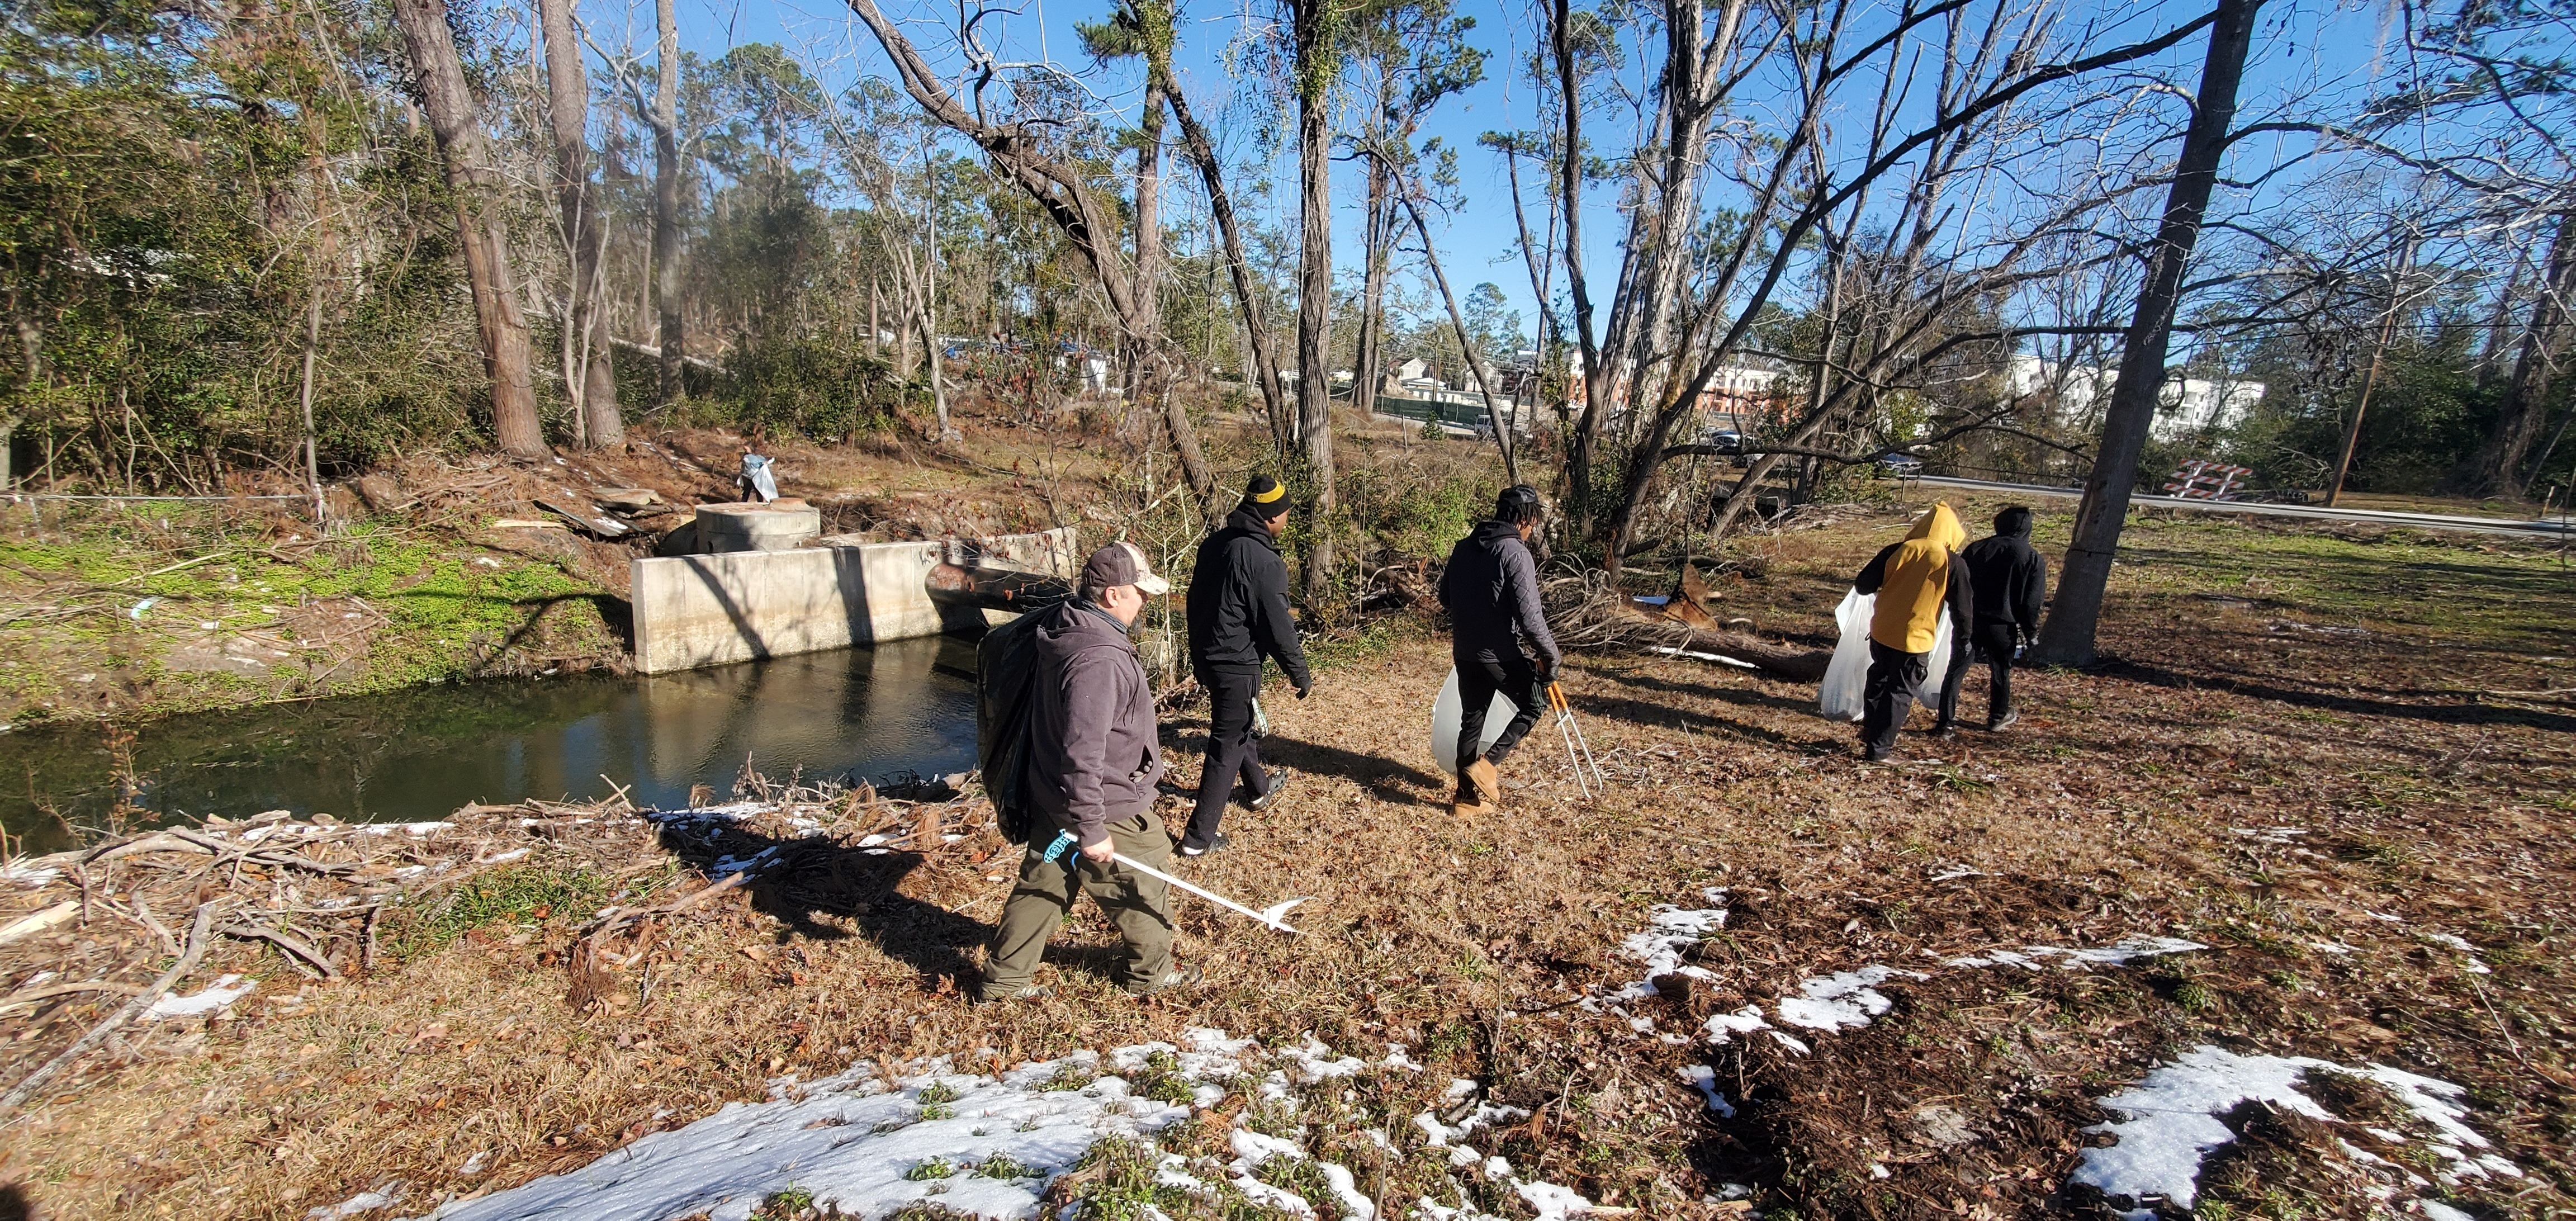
[0,637,981,854]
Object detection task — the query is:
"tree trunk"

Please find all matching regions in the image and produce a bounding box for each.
[1162,78,1291,456]
[651,0,685,409]
[390,0,544,458]
[2454,212,2575,501]
[2030,0,2259,666]
[538,0,622,448]
[1396,183,1519,484]
[1133,73,1166,412]
[1354,134,1392,421]
[1553,0,1606,537]
[1294,27,1337,605]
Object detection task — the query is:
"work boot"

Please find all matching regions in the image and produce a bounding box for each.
[976,982,1052,1005]
[1464,758,1504,811]
[1126,965,1204,998]
[1988,709,2019,732]
[1932,722,1958,741]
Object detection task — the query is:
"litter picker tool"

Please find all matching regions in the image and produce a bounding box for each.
[1547,681,1607,799]
[1042,832,1306,934]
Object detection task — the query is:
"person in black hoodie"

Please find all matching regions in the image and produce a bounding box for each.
[1938,505,2048,732]
[1180,475,1313,856]
[1438,485,1561,813]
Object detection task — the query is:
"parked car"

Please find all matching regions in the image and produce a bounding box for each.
[1873,451,1925,476]
[1693,427,1745,453]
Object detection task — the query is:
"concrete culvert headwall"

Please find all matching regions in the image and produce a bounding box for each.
[629,527,1077,674]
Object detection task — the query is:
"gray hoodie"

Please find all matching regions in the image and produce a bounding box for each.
[1024,599,1166,848]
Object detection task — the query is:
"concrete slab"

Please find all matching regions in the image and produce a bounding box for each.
[631,527,1076,674]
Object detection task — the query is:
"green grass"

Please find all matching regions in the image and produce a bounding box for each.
[381,862,612,961]
[0,502,617,722]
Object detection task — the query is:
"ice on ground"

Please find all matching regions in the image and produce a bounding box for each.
[1600,889,1728,1005]
[414,1056,1187,1220]
[4,863,64,888]
[1774,966,1925,1031]
[2421,933,2492,973]
[146,974,256,1020]
[412,1032,1594,1221]
[1679,1065,1735,1117]
[1945,936,2206,970]
[2069,1044,2514,1218]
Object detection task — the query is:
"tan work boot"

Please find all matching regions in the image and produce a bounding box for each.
[1457,758,1504,813]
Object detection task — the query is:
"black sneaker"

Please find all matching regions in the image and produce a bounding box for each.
[1863,747,1901,763]
[1243,772,1292,812]
[1933,724,1959,741]
[1180,834,1229,858]
[1126,965,1204,997]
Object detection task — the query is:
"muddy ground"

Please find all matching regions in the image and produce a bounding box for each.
[1,491,2571,1220]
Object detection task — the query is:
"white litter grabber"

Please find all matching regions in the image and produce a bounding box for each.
[1042,831,1306,934]
[1547,681,1606,799]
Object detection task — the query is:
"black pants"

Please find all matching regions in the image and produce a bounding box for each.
[1186,664,1268,848]
[1456,651,1546,779]
[1860,640,1928,757]
[1937,620,2020,726]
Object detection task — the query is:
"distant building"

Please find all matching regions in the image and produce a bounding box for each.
[2008,354,2263,443]
[1553,351,1789,432]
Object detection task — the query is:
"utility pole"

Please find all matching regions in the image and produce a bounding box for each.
[2327,236,2416,508]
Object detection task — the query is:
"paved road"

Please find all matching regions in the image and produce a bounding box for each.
[1910,474,2575,540]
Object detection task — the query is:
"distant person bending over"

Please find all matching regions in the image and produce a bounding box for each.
[1852,503,1974,763]
[1180,475,1313,858]
[1938,505,2048,733]
[980,543,1197,1002]
[1438,485,1562,813]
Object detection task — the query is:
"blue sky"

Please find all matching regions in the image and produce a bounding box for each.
[600,0,2460,349]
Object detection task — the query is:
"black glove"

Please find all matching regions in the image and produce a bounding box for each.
[1294,682,1311,701]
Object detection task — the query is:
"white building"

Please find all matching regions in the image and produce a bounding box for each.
[2008,354,2264,443]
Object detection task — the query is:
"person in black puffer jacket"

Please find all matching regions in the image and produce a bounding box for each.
[1938,505,2048,732]
[1438,485,1562,814]
[1180,475,1313,856]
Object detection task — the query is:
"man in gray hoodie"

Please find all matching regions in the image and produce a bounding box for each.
[1438,485,1562,813]
[980,542,1196,1001]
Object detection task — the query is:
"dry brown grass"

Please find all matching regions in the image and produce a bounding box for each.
[3,491,2574,1219]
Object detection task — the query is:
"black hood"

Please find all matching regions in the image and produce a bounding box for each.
[1225,507,1284,549]
[1473,518,1524,545]
[1993,507,2034,539]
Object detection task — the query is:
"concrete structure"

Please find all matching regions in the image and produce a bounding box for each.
[630,527,1078,674]
[697,500,822,552]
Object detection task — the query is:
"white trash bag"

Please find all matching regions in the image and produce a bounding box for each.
[1818,590,1955,722]
[1428,666,1521,775]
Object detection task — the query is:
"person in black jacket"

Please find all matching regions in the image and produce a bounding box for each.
[1180,475,1313,856]
[1938,505,2048,732]
[1438,485,1562,813]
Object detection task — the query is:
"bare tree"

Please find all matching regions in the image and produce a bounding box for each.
[2033,0,2262,666]
[1159,67,1292,456]
[651,0,685,408]
[1287,0,1340,602]
[842,0,1219,516]
[389,0,546,458]
[537,0,623,449]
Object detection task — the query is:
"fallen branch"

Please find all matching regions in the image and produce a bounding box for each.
[2,903,215,1114]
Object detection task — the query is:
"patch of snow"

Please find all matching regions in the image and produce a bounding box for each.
[1945,937,2206,970]
[1513,1177,1600,1219]
[478,849,528,865]
[1679,1066,1735,1117]
[1928,867,1986,882]
[709,846,780,876]
[2,862,61,888]
[2312,941,2357,955]
[146,974,256,1020]
[1774,966,1925,1031]
[2069,1045,2515,1217]
[1600,889,1728,1005]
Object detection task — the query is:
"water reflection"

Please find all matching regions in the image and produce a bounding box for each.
[0,636,981,852]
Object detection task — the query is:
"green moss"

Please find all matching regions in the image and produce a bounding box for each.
[380,862,610,960]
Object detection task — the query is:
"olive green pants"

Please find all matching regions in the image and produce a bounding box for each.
[982,811,1175,996]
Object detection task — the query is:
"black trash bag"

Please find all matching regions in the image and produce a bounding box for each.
[976,610,1047,844]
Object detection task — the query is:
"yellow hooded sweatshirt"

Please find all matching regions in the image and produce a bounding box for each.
[1867,503,1967,652]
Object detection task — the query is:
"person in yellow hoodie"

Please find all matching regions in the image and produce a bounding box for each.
[1849,503,1974,761]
